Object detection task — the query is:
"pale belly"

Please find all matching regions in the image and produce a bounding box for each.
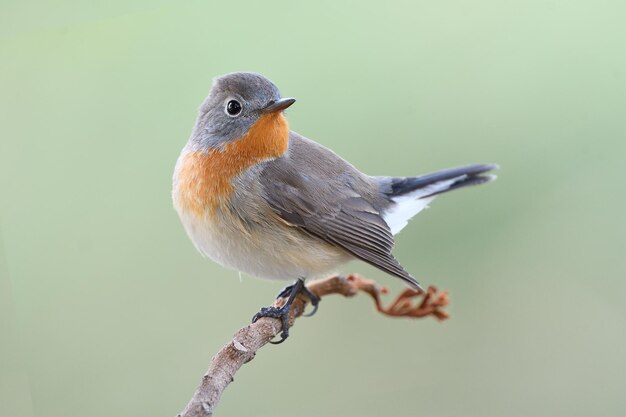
[176,208,351,282]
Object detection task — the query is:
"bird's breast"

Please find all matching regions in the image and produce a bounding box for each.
[173,112,289,217]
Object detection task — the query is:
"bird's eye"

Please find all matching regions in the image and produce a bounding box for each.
[226,100,242,116]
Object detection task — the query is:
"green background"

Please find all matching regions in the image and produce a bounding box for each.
[2,1,625,416]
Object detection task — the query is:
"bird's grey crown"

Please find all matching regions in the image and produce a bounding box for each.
[209,72,281,106]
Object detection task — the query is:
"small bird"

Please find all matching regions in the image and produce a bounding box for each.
[173,72,496,342]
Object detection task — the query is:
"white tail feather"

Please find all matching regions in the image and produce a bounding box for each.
[382,177,465,235]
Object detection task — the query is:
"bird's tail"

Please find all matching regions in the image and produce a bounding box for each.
[387,164,497,198]
[379,163,498,234]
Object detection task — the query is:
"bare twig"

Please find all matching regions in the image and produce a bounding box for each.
[177,274,449,417]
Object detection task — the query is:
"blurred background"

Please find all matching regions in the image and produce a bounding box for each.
[1,1,625,416]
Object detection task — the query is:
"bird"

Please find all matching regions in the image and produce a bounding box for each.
[172,72,496,343]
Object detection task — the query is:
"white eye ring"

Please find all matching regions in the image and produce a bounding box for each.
[225,99,243,117]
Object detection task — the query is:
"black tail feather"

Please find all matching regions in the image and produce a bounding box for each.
[387,163,498,198]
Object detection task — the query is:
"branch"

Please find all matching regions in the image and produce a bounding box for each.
[176,274,449,417]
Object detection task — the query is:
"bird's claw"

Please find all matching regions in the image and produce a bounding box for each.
[251,279,321,344]
[252,306,290,343]
[276,282,320,317]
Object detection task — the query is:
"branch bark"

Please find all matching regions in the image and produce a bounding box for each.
[176,274,449,417]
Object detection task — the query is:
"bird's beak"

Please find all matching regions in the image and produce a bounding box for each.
[262,98,296,114]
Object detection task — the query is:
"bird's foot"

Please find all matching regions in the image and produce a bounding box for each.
[252,279,320,344]
[252,305,291,344]
[276,281,321,317]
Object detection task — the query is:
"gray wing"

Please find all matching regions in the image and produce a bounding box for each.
[259,133,422,290]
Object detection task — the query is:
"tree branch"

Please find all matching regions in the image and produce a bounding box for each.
[176,274,449,417]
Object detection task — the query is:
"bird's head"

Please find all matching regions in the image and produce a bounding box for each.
[189,72,295,152]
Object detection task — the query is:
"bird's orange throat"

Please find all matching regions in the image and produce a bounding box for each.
[175,112,289,216]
